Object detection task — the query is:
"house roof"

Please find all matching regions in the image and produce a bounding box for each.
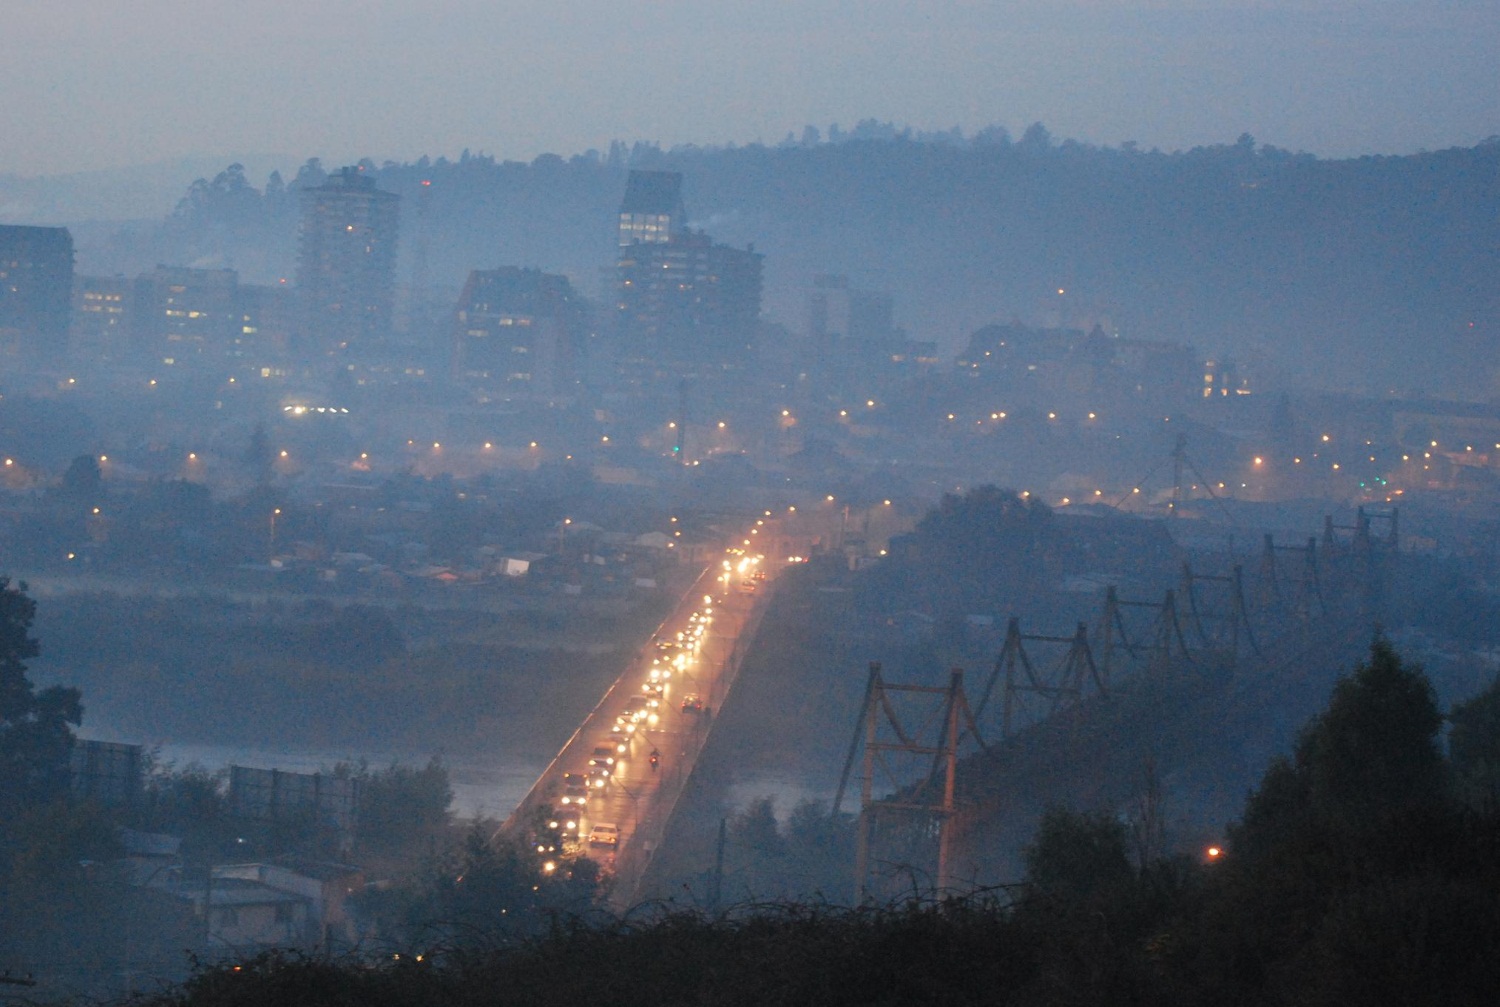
[119,828,181,858]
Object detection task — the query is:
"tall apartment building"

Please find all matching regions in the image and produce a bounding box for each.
[613,171,761,380]
[807,274,899,353]
[0,224,74,362]
[296,167,399,355]
[618,169,686,247]
[452,267,586,397]
[804,273,909,390]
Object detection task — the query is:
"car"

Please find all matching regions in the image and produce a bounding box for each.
[681,693,704,713]
[588,822,620,847]
[587,766,612,788]
[560,773,590,806]
[546,807,580,838]
[589,746,617,765]
[604,731,631,753]
[643,680,665,697]
[587,756,614,777]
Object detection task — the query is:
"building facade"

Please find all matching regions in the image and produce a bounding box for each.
[451,267,586,398]
[296,167,400,356]
[613,171,761,381]
[0,224,74,362]
[72,274,134,361]
[618,169,686,247]
[131,265,239,368]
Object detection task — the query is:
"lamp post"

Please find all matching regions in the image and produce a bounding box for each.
[270,508,281,557]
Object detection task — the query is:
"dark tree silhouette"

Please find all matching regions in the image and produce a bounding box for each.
[0,579,81,817]
[1449,674,1500,809]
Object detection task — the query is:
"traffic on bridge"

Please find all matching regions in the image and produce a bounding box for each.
[499,538,779,904]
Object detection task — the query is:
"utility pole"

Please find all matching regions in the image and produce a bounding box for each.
[936,669,962,894]
[710,816,727,911]
[855,663,879,903]
[1170,433,1186,517]
[675,379,687,460]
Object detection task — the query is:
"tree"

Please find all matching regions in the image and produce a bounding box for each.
[243,423,271,485]
[1299,638,1445,831]
[783,800,855,902]
[1449,674,1500,808]
[861,485,1053,620]
[1235,639,1445,860]
[0,579,81,818]
[1022,807,1133,903]
[1186,642,1463,1003]
[1020,121,1053,150]
[341,758,452,854]
[58,454,102,502]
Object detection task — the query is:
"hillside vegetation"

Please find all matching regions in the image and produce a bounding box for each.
[79,128,1500,394]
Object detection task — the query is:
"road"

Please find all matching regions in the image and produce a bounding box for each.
[498,547,776,906]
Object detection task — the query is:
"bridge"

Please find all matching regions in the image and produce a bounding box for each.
[837,507,1402,898]
[497,544,778,906]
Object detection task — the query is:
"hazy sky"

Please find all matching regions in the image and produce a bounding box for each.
[2,1,1495,177]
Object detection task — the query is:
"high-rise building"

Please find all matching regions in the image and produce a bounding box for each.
[618,170,685,247]
[131,265,239,368]
[613,171,761,380]
[452,267,586,397]
[803,273,922,394]
[296,167,399,355]
[808,274,897,352]
[0,224,74,362]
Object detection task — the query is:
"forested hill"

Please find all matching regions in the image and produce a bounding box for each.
[79,127,1500,395]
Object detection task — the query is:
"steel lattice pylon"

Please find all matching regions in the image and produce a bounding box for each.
[833,664,985,901]
[971,618,1107,739]
[1097,585,1193,686]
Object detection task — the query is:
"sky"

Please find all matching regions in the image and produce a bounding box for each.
[2,1,1496,178]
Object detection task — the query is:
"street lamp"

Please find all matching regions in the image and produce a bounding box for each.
[270,508,281,554]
